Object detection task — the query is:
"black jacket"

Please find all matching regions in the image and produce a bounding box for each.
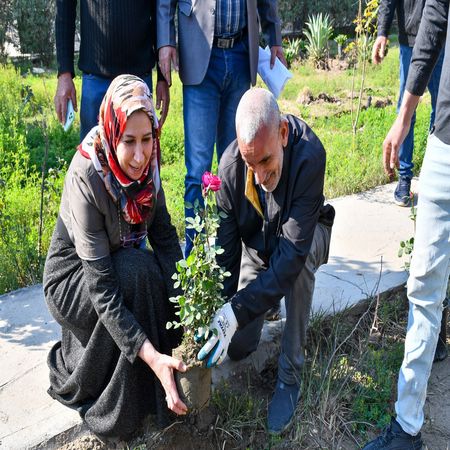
[216,115,335,328]
[406,0,450,144]
[377,0,426,46]
[55,0,162,79]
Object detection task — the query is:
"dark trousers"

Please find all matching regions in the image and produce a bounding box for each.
[228,222,332,385]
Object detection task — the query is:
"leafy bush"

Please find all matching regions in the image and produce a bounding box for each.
[304,13,334,69]
[0,65,64,293]
[334,34,348,59]
[283,37,304,68]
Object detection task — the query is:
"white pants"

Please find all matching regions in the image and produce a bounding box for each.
[395,134,450,435]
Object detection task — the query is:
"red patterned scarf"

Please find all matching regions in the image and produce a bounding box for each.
[78,75,160,224]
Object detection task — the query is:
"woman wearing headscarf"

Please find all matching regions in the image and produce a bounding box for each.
[44,74,187,438]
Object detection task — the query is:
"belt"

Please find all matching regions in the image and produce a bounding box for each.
[213,29,245,49]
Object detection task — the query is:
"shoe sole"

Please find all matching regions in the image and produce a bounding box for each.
[267,416,295,435]
[394,198,410,207]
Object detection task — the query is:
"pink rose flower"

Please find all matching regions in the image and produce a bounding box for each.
[202,171,222,192]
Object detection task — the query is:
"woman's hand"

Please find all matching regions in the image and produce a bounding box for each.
[138,339,188,415]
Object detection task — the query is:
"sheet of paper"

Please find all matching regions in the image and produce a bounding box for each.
[257,46,292,98]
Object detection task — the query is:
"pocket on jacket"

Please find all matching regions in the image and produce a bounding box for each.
[179,0,192,16]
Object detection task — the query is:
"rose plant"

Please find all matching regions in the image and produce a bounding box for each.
[166,171,230,412]
[167,171,230,351]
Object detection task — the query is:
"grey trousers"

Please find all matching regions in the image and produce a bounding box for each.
[228,222,332,385]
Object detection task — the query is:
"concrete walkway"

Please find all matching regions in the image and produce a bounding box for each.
[0,180,418,449]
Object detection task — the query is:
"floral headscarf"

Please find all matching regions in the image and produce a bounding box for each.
[78,74,160,224]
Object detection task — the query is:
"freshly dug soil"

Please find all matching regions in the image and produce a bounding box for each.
[172,340,211,412]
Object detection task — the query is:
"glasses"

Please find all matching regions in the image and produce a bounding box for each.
[120,230,148,248]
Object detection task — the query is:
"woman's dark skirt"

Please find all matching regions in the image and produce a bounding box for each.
[43,230,181,438]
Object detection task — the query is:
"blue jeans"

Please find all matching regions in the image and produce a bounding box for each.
[395,134,450,435]
[183,40,251,255]
[397,45,444,179]
[80,73,153,141]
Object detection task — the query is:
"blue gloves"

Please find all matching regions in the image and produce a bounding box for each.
[197,303,238,368]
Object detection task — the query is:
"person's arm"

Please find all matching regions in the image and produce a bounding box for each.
[231,148,325,328]
[372,0,397,63]
[383,0,448,177]
[54,0,78,124]
[156,0,178,86]
[377,0,397,39]
[383,92,421,177]
[138,339,187,415]
[406,0,448,96]
[151,0,170,127]
[147,188,183,300]
[257,0,287,67]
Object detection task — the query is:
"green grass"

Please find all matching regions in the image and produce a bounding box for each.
[0,45,433,291]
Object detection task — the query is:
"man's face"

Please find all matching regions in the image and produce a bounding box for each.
[237,119,289,193]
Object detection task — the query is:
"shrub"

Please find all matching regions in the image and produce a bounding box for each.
[304,13,334,69]
[334,34,348,59]
[283,37,304,68]
[0,65,65,293]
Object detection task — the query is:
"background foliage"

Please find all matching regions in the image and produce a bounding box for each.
[0,36,435,293]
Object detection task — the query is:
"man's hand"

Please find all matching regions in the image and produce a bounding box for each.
[270,45,287,69]
[198,303,238,368]
[54,72,77,124]
[383,116,411,179]
[155,79,170,128]
[372,36,388,65]
[139,339,188,415]
[383,90,420,179]
[158,46,178,87]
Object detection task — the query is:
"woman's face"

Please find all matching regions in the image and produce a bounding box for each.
[116,110,153,180]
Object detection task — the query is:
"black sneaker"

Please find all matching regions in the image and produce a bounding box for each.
[394,176,411,207]
[362,417,423,449]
